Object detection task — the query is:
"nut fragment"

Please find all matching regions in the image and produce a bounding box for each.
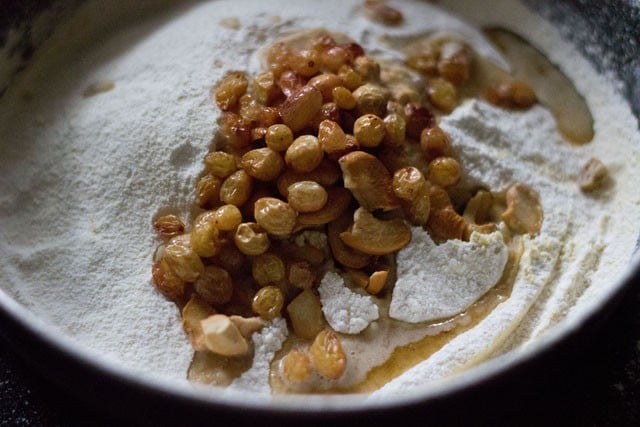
[501,182,543,236]
[182,295,216,351]
[201,314,249,356]
[579,158,608,191]
[339,151,399,211]
[340,207,411,255]
[328,211,372,269]
[296,186,353,227]
[309,330,347,380]
[287,289,325,340]
[367,270,388,295]
[229,315,265,338]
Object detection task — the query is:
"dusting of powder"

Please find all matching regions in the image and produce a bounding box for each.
[390,229,508,323]
[318,271,379,334]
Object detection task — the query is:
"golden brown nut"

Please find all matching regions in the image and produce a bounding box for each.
[339,150,399,211]
[340,207,411,255]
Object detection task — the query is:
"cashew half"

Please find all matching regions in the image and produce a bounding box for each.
[339,207,411,255]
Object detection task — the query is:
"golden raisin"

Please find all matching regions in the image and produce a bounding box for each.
[153,215,185,239]
[309,330,347,380]
[252,285,284,320]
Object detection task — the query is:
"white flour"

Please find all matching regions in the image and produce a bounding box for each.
[0,0,639,398]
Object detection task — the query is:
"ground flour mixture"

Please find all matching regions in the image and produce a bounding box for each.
[0,0,639,397]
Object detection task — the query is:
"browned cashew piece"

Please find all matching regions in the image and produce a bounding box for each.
[501,182,543,236]
[328,211,372,269]
[338,151,399,211]
[201,314,249,356]
[339,207,411,255]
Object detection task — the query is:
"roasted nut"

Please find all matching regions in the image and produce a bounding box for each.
[252,285,284,320]
[463,190,495,225]
[328,212,372,269]
[234,222,270,255]
[164,234,205,282]
[153,214,185,239]
[152,258,187,301]
[194,265,234,306]
[182,295,216,351]
[254,197,297,237]
[287,181,329,213]
[296,186,353,227]
[220,169,253,206]
[353,114,386,147]
[282,349,313,383]
[501,182,543,236]
[428,206,466,241]
[253,71,280,105]
[318,120,349,155]
[279,85,323,132]
[215,71,248,111]
[229,315,265,338]
[241,147,285,181]
[340,207,411,255]
[287,290,325,340]
[339,151,399,211]
[285,135,324,173]
[252,252,286,287]
[579,158,609,191]
[352,83,390,117]
[427,157,461,188]
[367,270,388,295]
[265,124,294,152]
[310,330,347,380]
[201,314,249,356]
